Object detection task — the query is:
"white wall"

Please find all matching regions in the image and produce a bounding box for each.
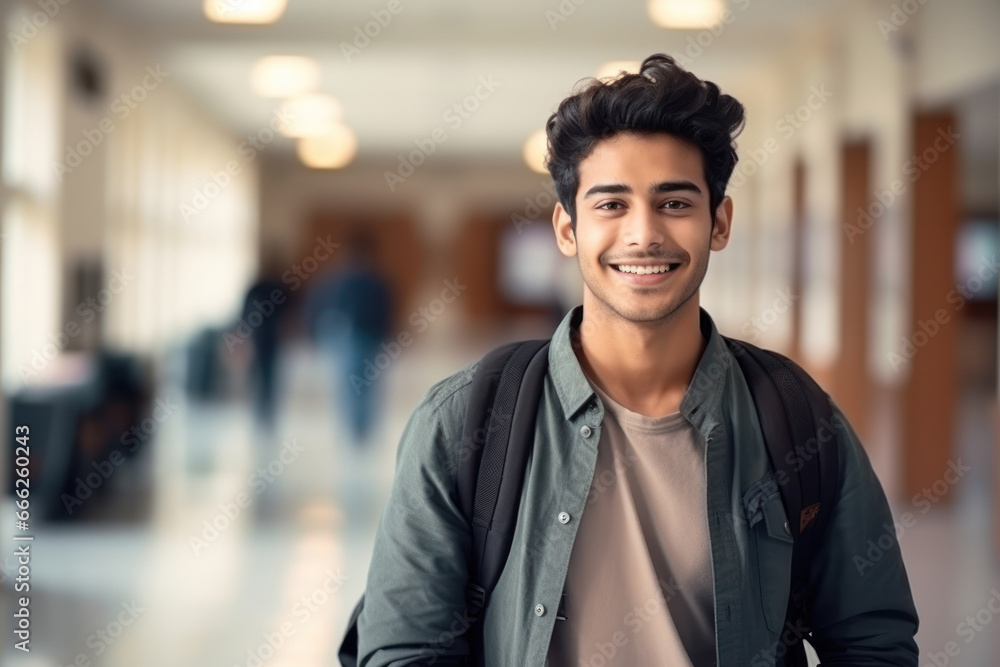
[913,0,1000,105]
[54,3,258,356]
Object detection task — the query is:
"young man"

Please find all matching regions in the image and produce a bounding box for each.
[355,54,919,666]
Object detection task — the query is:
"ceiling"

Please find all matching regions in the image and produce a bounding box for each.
[89,0,842,159]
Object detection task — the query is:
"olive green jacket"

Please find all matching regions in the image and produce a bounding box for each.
[356,306,919,666]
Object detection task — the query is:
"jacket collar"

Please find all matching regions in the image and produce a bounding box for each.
[547,304,730,436]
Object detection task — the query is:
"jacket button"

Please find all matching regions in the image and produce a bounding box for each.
[535,604,546,616]
[784,521,791,535]
[580,425,592,438]
[558,512,571,524]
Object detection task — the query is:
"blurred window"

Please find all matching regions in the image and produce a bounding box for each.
[498,221,566,306]
[1,6,62,390]
[956,218,999,301]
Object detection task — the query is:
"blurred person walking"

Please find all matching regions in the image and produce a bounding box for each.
[303,229,393,448]
[242,265,288,432]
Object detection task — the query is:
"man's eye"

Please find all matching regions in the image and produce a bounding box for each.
[663,201,690,210]
[598,202,624,210]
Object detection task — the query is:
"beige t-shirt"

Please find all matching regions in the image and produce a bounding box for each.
[545,380,716,667]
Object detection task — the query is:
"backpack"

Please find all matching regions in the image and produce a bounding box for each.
[338,335,839,667]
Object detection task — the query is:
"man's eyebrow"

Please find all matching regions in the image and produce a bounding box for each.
[583,183,632,197]
[651,180,704,196]
[582,181,704,198]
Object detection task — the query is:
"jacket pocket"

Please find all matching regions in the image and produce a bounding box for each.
[742,472,794,635]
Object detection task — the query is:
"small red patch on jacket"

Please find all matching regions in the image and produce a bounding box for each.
[800,503,821,531]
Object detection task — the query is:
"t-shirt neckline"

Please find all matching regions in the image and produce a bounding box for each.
[586,377,688,433]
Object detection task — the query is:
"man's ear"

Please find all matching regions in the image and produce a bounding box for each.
[710,196,734,252]
[552,202,577,257]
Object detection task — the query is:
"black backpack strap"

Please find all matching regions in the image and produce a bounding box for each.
[338,597,363,667]
[724,337,839,636]
[457,339,550,627]
[338,339,550,667]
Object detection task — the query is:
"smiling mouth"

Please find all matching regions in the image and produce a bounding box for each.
[610,263,681,275]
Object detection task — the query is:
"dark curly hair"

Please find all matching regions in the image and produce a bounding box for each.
[544,54,746,227]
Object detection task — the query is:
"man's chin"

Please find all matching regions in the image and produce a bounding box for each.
[605,300,683,324]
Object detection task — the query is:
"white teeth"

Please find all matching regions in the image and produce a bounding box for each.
[615,264,673,274]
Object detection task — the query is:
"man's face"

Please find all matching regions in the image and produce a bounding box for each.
[552,131,733,324]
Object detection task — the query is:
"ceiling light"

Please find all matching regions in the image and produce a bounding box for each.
[595,60,642,80]
[204,0,288,25]
[522,129,549,175]
[296,123,358,169]
[279,94,344,138]
[647,0,727,29]
[250,56,320,98]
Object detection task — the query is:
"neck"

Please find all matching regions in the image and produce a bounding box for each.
[573,292,707,417]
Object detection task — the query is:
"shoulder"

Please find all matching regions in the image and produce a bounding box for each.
[396,359,479,469]
[387,356,497,505]
[416,359,478,415]
[826,399,872,475]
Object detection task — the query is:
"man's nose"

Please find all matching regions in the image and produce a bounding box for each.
[621,205,665,249]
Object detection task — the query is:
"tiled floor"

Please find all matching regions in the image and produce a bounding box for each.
[1,333,998,666]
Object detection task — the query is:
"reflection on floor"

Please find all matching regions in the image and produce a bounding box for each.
[1,337,998,666]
